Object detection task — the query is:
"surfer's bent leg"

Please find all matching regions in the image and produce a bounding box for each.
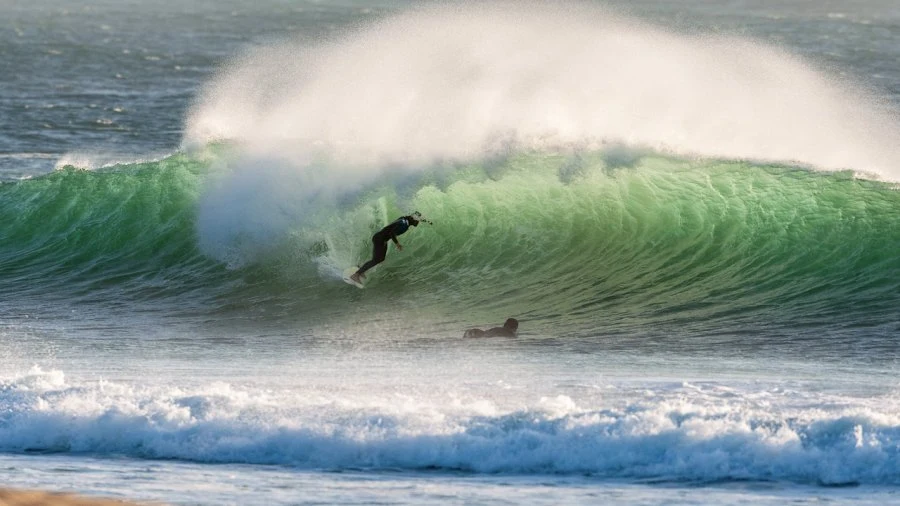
[355,234,389,277]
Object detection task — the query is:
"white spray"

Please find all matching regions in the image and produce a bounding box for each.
[186,2,900,265]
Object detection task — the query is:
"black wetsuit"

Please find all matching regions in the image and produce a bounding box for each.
[463,326,517,338]
[463,319,519,338]
[355,216,417,276]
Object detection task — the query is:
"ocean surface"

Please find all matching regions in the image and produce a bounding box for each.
[3,0,900,504]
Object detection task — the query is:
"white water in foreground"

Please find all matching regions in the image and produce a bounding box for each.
[3,342,900,505]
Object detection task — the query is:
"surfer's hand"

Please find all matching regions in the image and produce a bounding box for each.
[397,244,403,251]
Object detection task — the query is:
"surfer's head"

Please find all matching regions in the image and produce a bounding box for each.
[503,318,518,331]
[409,211,433,226]
[406,215,420,226]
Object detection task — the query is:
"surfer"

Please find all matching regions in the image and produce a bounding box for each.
[463,318,519,338]
[350,214,421,284]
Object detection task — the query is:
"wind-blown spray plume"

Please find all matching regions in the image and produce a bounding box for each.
[186,2,900,175]
[183,2,900,266]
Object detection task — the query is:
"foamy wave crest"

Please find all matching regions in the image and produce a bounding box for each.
[2,370,899,485]
[184,1,900,266]
[54,151,172,171]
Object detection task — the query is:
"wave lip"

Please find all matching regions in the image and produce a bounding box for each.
[2,368,899,485]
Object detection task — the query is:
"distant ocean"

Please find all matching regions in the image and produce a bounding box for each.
[3,1,900,504]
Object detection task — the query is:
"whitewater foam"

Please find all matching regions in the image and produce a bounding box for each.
[2,366,899,485]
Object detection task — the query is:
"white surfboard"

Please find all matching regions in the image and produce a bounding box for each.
[342,267,364,288]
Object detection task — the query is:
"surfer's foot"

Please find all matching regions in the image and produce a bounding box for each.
[350,273,362,283]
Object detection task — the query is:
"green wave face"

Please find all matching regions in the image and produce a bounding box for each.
[349,152,900,337]
[0,154,225,307]
[3,148,899,337]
